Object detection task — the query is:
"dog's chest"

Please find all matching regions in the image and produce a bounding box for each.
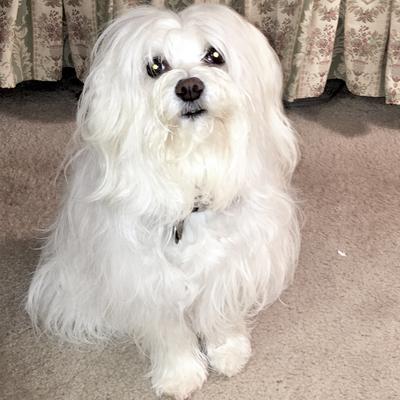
[159,211,212,305]
[166,210,229,278]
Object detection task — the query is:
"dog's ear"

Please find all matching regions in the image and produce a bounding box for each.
[73,7,176,201]
[241,21,299,182]
[77,7,155,148]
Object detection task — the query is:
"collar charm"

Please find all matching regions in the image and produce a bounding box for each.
[172,220,185,244]
[171,204,206,244]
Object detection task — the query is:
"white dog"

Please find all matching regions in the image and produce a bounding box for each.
[27,4,299,399]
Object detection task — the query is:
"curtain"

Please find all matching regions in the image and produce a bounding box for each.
[0,0,399,104]
[329,0,400,105]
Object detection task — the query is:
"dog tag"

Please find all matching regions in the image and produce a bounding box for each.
[171,204,207,244]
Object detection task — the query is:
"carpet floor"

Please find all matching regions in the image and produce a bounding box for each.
[1,85,399,400]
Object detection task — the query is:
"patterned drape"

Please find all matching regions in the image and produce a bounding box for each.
[0,0,399,104]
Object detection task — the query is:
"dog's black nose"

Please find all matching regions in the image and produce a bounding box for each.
[175,77,204,102]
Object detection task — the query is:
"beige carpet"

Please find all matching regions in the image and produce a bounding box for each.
[1,85,400,400]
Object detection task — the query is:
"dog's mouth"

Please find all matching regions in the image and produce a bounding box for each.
[181,103,207,119]
[182,109,207,119]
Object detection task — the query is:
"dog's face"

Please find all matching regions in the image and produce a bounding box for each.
[139,26,244,171]
[78,5,292,217]
[142,25,243,141]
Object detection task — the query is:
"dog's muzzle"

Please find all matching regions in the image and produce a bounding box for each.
[175,77,204,102]
[175,77,207,119]
[181,103,207,119]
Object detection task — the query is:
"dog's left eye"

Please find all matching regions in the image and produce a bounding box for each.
[203,47,225,66]
[146,57,170,78]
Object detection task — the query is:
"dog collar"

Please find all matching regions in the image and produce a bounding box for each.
[171,197,240,243]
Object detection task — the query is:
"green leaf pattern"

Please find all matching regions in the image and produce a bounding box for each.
[0,0,398,104]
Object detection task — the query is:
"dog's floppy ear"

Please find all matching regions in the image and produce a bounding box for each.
[240,21,299,182]
[73,7,179,202]
[71,10,150,201]
[76,7,153,147]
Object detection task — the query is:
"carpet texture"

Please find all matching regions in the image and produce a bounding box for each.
[1,85,400,400]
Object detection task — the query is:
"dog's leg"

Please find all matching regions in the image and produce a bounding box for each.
[202,324,252,378]
[145,315,208,400]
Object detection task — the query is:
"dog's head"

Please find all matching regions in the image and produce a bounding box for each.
[77,5,297,219]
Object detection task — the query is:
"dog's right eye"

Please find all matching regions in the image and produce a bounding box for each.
[146,57,170,78]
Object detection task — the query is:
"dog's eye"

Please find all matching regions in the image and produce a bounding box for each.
[146,57,170,78]
[203,47,225,66]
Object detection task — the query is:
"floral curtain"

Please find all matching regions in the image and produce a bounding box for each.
[0,0,399,104]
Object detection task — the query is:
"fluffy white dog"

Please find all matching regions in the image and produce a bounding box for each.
[27,4,299,399]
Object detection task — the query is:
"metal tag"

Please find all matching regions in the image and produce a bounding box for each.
[170,203,208,244]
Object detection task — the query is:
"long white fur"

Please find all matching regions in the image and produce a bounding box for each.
[26,5,300,399]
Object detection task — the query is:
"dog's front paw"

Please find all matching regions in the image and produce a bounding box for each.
[207,335,251,377]
[151,354,207,400]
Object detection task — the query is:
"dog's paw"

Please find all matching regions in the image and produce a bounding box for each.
[151,354,207,400]
[207,335,251,377]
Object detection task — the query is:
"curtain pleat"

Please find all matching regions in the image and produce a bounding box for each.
[0,0,399,104]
